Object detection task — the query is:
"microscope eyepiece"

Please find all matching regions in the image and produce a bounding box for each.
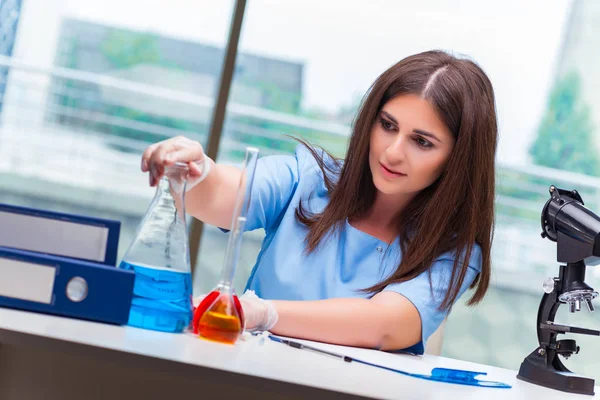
[541,186,600,263]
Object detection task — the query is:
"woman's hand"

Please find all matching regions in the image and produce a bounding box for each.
[141,136,208,187]
[141,136,240,228]
[239,290,279,332]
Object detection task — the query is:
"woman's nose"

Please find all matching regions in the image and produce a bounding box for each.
[385,135,407,164]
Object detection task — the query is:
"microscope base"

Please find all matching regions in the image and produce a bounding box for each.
[517,349,595,395]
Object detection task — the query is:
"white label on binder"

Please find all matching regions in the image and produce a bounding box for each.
[0,211,109,262]
[0,258,56,304]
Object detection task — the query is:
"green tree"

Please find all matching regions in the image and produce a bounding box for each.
[529,71,600,176]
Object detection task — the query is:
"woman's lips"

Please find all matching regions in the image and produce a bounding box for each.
[380,163,406,177]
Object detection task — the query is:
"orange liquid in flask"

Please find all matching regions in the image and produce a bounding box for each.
[192,291,244,334]
[197,294,243,344]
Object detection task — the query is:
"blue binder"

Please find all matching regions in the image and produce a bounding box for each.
[0,203,120,266]
[0,246,134,325]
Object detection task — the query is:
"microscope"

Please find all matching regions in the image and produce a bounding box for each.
[517,186,600,395]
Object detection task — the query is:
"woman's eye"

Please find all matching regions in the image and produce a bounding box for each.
[380,118,395,131]
[415,137,433,148]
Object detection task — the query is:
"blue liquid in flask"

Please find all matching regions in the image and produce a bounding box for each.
[120,261,193,333]
[120,163,195,333]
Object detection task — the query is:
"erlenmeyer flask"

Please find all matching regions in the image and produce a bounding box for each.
[193,147,259,344]
[119,162,193,333]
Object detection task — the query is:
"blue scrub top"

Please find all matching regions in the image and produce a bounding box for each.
[239,145,482,354]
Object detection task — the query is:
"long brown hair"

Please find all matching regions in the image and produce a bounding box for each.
[295,50,497,310]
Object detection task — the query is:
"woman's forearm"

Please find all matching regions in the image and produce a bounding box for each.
[185,160,241,229]
[269,292,421,351]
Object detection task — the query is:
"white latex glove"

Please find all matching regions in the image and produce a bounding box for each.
[239,290,279,333]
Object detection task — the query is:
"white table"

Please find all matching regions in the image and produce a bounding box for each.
[0,307,596,399]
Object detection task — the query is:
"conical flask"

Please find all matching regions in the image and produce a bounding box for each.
[193,147,259,344]
[119,162,193,333]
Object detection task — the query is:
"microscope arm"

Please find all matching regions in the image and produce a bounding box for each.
[536,285,560,346]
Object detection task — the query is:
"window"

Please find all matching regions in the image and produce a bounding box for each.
[0,0,234,263]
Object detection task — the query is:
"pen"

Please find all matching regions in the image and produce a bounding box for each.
[268,335,354,362]
[267,334,418,357]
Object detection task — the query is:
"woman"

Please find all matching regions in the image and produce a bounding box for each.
[141,50,498,354]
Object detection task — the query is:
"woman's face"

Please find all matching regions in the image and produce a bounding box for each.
[369,94,455,199]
